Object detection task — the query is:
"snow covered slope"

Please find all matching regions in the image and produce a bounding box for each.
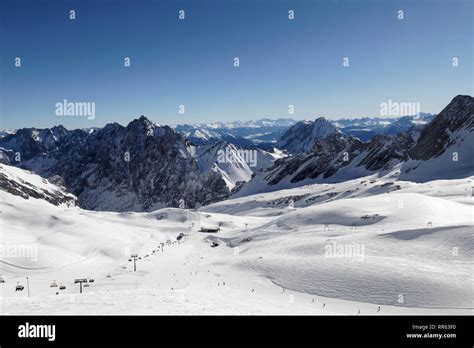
[0,164,76,206]
[196,142,254,189]
[195,141,284,189]
[202,175,474,309]
[0,164,472,314]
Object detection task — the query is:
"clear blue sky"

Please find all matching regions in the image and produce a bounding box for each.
[1,0,472,129]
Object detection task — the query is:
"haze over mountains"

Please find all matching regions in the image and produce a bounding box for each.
[0,95,471,211]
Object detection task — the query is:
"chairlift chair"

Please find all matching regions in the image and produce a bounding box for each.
[15,282,24,291]
[59,284,66,290]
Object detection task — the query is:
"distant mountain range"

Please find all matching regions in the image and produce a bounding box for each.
[172,114,434,148]
[234,95,473,197]
[174,118,297,147]
[1,114,435,148]
[0,117,282,211]
[332,113,434,141]
[0,163,77,207]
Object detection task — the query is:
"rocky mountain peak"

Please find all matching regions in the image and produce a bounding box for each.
[234,95,473,196]
[276,117,339,154]
[409,95,473,160]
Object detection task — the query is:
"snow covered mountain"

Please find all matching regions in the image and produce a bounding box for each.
[1,160,472,314]
[0,129,17,139]
[276,117,339,154]
[195,141,254,189]
[0,96,469,210]
[173,114,435,149]
[175,118,298,145]
[174,124,254,147]
[234,95,473,197]
[187,118,297,130]
[0,99,472,315]
[0,163,77,206]
[1,117,230,211]
[195,141,284,190]
[0,114,435,154]
[333,113,434,141]
[0,117,283,211]
[400,95,474,181]
[0,126,69,161]
[276,114,435,155]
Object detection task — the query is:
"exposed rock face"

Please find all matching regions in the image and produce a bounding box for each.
[266,134,355,185]
[235,95,473,195]
[1,96,472,208]
[0,148,16,165]
[358,133,415,171]
[195,140,282,189]
[276,117,339,154]
[409,95,473,160]
[0,126,68,161]
[263,131,415,186]
[0,115,285,211]
[2,116,230,211]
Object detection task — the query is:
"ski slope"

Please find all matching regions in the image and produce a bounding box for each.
[0,169,473,314]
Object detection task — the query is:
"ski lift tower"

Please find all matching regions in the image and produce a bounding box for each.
[131,254,138,272]
[74,278,88,294]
